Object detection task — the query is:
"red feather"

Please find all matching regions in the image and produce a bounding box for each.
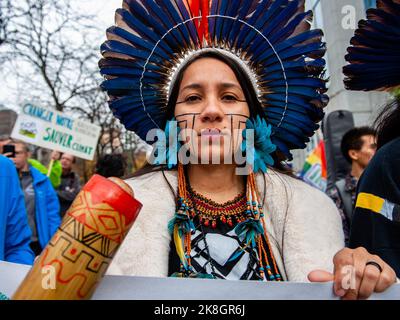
[187,0,210,46]
[201,0,210,46]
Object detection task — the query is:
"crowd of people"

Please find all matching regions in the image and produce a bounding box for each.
[0,135,128,261]
[0,0,398,302]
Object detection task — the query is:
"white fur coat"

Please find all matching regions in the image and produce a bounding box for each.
[107,170,344,282]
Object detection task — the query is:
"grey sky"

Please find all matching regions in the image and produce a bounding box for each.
[0,0,122,111]
[79,0,119,30]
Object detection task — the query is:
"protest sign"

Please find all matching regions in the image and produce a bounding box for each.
[1,261,399,300]
[11,103,101,160]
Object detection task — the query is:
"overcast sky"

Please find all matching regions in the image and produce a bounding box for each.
[0,0,124,111]
[80,0,120,30]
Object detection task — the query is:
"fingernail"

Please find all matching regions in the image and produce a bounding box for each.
[336,289,346,297]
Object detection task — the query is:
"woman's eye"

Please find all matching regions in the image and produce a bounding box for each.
[222,95,238,101]
[186,96,201,103]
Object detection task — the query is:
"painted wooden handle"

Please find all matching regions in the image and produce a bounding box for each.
[13,175,142,300]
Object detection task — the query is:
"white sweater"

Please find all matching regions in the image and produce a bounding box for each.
[107,169,344,282]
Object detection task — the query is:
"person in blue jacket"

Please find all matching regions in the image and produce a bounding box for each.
[9,140,61,256]
[0,154,34,265]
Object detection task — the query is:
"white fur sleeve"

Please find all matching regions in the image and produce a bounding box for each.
[282,179,345,282]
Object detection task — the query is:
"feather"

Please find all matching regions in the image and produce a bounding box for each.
[173,225,188,269]
[343,0,400,91]
[100,0,329,161]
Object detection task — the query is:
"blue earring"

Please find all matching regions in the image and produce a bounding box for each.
[241,115,276,173]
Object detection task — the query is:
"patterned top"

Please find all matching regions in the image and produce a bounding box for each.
[168,189,281,280]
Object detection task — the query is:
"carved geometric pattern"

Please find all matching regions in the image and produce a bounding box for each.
[66,191,129,243]
[60,215,120,258]
[40,215,123,299]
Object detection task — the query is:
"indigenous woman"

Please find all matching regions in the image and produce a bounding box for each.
[100,0,397,300]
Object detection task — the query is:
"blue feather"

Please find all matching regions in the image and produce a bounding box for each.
[175,0,199,43]
[221,0,241,43]
[106,26,170,61]
[269,10,313,44]
[214,0,229,45]
[100,0,329,160]
[228,0,253,46]
[145,0,186,48]
[241,0,289,50]
[209,0,220,43]
[115,9,172,54]
[235,0,271,47]
[344,0,400,91]
[124,1,180,49]
[154,0,192,48]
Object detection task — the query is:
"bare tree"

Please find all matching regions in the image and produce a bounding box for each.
[0,0,30,45]
[1,0,147,163]
[1,0,99,112]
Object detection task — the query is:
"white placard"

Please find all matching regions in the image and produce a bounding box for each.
[1,261,399,300]
[11,103,101,160]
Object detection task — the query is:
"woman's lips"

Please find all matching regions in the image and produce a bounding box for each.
[199,128,225,136]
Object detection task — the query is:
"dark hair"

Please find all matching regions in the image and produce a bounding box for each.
[128,52,293,275]
[165,51,290,171]
[340,126,376,163]
[128,51,295,179]
[165,52,264,123]
[374,97,400,149]
[95,153,126,178]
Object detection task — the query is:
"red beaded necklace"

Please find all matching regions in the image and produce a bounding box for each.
[186,187,247,229]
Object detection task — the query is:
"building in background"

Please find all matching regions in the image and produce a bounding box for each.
[0,106,17,137]
[292,0,389,171]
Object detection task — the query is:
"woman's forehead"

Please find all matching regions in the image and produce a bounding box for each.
[180,57,241,88]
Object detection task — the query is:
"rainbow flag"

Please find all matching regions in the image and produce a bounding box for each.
[299,140,327,191]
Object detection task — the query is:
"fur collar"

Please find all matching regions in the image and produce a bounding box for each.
[107,169,344,282]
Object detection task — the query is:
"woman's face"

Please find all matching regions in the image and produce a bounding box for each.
[174,57,250,164]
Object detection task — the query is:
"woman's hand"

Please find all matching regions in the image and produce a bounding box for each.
[308,247,397,300]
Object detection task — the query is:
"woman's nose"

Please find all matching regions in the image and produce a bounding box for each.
[199,97,224,123]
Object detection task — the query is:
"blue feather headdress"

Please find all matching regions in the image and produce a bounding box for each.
[100,0,329,161]
[343,0,400,92]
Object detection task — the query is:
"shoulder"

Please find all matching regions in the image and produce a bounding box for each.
[257,170,341,234]
[0,155,15,177]
[358,137,400,200]
[367,138,400,171]
[124,169,177,193]
[263,169,334,207]
[0,154,11,166]
[30,166,52,186]
[123,169,177,208]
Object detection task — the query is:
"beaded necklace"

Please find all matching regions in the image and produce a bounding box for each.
[186,186,247,228]
[169,163,282,281]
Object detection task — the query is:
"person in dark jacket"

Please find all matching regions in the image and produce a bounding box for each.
[0,155,34,265]
[350,99,400,277]
[56,153,81,217]
[9,140,61,256]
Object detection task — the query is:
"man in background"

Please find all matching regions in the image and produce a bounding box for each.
[327,127,377,245]
[8,140,60,256]
[0,154,34,264]
[55,152,81,217]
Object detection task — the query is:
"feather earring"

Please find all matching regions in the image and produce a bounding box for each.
[241,115,277,173]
